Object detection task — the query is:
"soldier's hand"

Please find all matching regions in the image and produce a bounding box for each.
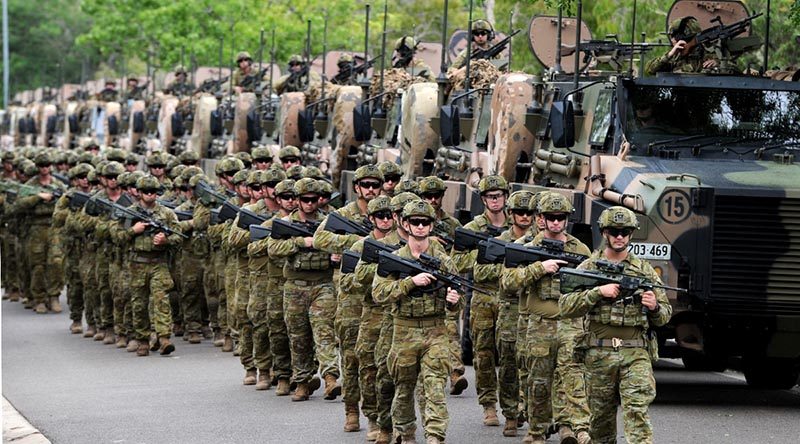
[446,287,460,304]
[37,192,53,202]
[640,290,658,311]
[668,40,687,57]
[330,253,342,262]
[541,259,568,274]
[153,232,168,246]
[432,236,448,247]
[411,272,437,287]
[132,221,149,234]
[598,283,620,299]
[303,237,314,248]
[702,59,718,69]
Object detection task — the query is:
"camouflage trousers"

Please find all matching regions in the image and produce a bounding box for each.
[446,310,465,376]
[375,310,395,431]
[16,230,31,297]
[496,299,520,420]
[1,232,20,292]
[180,254,206,333]
[46,229,65,299]
[356,304,383,421]
[247,265,272,372]
[95,249,113,329]
[25,225,60,304]
[388,321,451,441]
[169,253,182,329]
[115,259,134,337]
[470,291,499,407]
[517,313,530,419]
[65,250,84,323]
[224,255,238,339]
[235,256,254,369]
[284,278,339,384]
[129,260,174,341]
[336,281,364,406]
[108,259,125,335]
[267,276,291,380]
[526,316,591,438]
[584,346,656,444]
[203,254,220,331]
[79,247,99,327]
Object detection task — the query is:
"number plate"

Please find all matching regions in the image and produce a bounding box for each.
[628,243,671,260]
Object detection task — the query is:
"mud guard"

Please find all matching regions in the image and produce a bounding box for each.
[233,93,256,152]
[399,82,439,178]
[158,96,179,151]
[279,92,306,148]
[191,94,217,157]
[488,73,536,182]
[328,85,362,187]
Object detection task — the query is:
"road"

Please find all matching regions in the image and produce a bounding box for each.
[3,296,799,443]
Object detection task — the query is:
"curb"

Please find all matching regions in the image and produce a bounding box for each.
[2,397,51,444]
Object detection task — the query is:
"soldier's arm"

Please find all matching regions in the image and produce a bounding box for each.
[355,261,378,287]
[372,273,417,305]
[500,261,546,292]
[642,262,673,327]
[193,204,211,232]
[645,51,677,76]
[451,49,468,70]
[451,249,477,274]
[440,255,465,311]
[14,195,41,210]
[273,75,289,95]
[339,272,362,294]
[160,210,183,247]
[51,195,70,228]
[266,235,302,258]
[227,217,250,251]
[312,215,361,253]
[473,262,502,284]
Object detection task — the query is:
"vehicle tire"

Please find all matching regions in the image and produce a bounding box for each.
[681,350,727,372]
[743,357,800,390]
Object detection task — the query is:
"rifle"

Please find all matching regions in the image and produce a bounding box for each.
[559,260,686,307]
[249,224,271,242]
[68,191,92,211]
[504,238,588,268]
[559,38,668,71]
[194,75,230,95]
[431,221,455,249]
[109,201,188,239]
[219,200,240,223]
[376,251,488,296]
[3,181,64,199]
[477,237,508,264]
[270,218,321,239]
[237,207,267,230]
[453,227,491,252]
[471,29,521,61]
[324,212,373,236]
[341,249,361,274]
[174,210,193,222]
[52,172,70,186]
[332,55,381,85]
[157,199,178,209]
[239,68,269,91]
[194,181,229,207]
[210,208,221,225]
[362,237,402,264]
[678,13,763,55]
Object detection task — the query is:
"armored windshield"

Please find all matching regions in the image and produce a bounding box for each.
[624,83,800,155]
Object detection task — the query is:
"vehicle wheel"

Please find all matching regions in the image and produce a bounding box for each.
[743,357,800,390]
[680,350,727,372]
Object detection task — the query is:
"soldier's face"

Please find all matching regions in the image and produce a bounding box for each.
[299,193,320,214]
[543,212,567,235]
[511,209,533,230]
[535,214,546,231]
[472,30,489,45]
[603,228,632,253]
[236,183,250,199]
[140,189,158,205]
[356,179,382,200]
[38,164,51,176]
[76,176,89,189]
[289,62,303,73]
[403,217,433,240]
[249,184,265,201]
[239,59,251,70]
[3,161,13,172]
[281,157,301,169]
[422,192,444,210]
[370,211,395,233]
[481,191,506,213]
[382,174,401,195]
[125,163,138,172]
[149,166,164,178]
[127,80,138,89]
[277,194,297,212]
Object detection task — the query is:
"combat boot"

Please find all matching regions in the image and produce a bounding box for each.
[83,325,96,338]
[243,369,257,385]
[292,383,310,402]
[115,335,127,348]
[233,339,241,356]
[559,426,578,444]
[136,342,150,357]
[343,403,360,432]
[576,430,592,444]
[126,339,140,353]
[201,326,213,339]
[93,328,106,341]
[158,337,175,355]
[275,378,291,396]
[103,332,116,345]
[187,331,202,344]
[449,371,468,395]
[523,434,545,444]
[34,302,48,314]
[2,291,9,300]
[482,404,500,426]
[221,335,234,352]
[212,329,224,347]
[309,375,321,395]
[425,436,441,444]
[149,333,160,351]
[173,323,184,337]
[49,297,62,313]
[398,432,417,443]
[503,418,518,437]
[366,419,380,441]
[69,321,83,334]
[375,428,392,444]
[255,369,270,390]
[323,374,342,400]
[9,291,20,302]
[23,297,33,309]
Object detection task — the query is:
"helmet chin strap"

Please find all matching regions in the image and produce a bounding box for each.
[605,234,628,253]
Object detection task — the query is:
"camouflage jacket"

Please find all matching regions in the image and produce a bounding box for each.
[228,199,272,256]
[473,226,532,290]
[165,81,193,97]
[248,211,288,278]
[232,68,257,93]
[313,200,368,254]
[115,202,183,254]
[273,70,322,95]
[559,250,672,337]
[15,177,67,221]
[266,209,331,279]
[645,46,716,75]
[451,41,501,69]
[398,59,436,82]
[342,230,404,306]
[452,211,510,273]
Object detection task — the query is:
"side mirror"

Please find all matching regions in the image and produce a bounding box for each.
[439,104,460,146]
[549,99,575,148]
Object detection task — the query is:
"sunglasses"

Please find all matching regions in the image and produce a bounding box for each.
[407,217,433,227]
[75,174,88,180]
[544,214,568,222]
[249,184,263,191]
[277,193,296,200]
[299,196,318,204]
[264,181,280,188]
[150,164,166,169]
[281,157,300,163]
[289,62,302,67]
[483,192,505,201]
[140,189,159,195]
[358,180,382,190]
[37,163,52,167]
[254,158,272,163]
[472,30,489,37]
[421,192,444,199]
[511,209,534,216]
[179,186,190,192]
[384,174,402,183]
[181,161,197,166]
[606,227,634,238]
[103,174,118,180]
[371,211,393,221]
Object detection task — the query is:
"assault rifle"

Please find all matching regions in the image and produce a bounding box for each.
[52,173,70,186]
[110,201,188,239]
[1,181,64,200]
[453,227,491,252]
[85,194,133,217]
[431,221,454,249]
[210,208,221,225]
[341,249,361,274]
[175,210,193,222]
[362,238,402,264]
[560,38,669,70]
[377,251,489,296]
[249,224,271,242]
[68,191,92,211]
[559,260,686,306]
[324,212,373,236]
[332,55,381,85]
[676,13,763,55]
[237,207,267,230]
[157,199,178,210]
[239,68,269,91]
[218,201,240,223]
[194,181,229,207]
[195,75,230,95]
[270,218,321,239]
[477,237,509,265]
[471,29,521,61]
[504,238,588,268]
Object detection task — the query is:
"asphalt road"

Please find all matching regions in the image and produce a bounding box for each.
[3,296,799,444]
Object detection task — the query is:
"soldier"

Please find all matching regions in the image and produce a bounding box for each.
[314,164,385,428]
[451,175,510,426]
[124,153,139,172]
[279,146,302,169]
[235,151,253,170]
[372,200,463,444]
[560,206,672,444]
[395,178,418,195]
[273,54,322,95]
[392,36,436,81]
[124,77,144,101]
[232,51,257,94]
[502,193,592,444]
[1,151,20,302]
[645,16,719,75]
[97,80,119,102]
[252,146,274,170]
[145,152,172,189]
[115,170,145,350]
[165,66,193,97]
[286,165,306,181]
[378,161,403,197]
[417,176,467,394]
[116,175,183,356]
[223,169,252,355]
[333,53,358,86]
[450,20,502,70]
[178,150,200,167]
[266,178,339,402]
[14,152,68,314]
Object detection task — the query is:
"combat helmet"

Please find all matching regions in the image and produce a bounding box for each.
[472,19,495,39]
[477,175,509,194]
[188,174,209,188]
[231,169,249,185]
[105,148,126,163]
[125,152,139,166]
[286,165,306,180]
[669,16,702,41]
[127,171,146,187]
[597,206,639,230]
[418,176,446,195]
[368,195,393,215]
[251,146,273,163]
[180,166,204,182]
[136,175,162,192]
[304,166,326,180]
[395,179,418,194]
[394,36,417,51]
[507,190,534,211]
[174,65,187,75]
[103,161,125,177]
[33,152,52,166]
[220,157,245,175]
[178,150,200,165]
[537,193,574,214]
[236,51,253,63]
[235,152,252,169]
[391,192,421,213]
[145,152,168,167]
[378,161,402,180]
[288,54,304,65]
[170,164,188,180]
[353,165,384,184]
[337,53,354,66]
[279,145,302,161]
[529,191,553,213]
[402,200,436,220]
[262,168,287,185]
[294,177,322,196]
[317,180,334,198]
[247,170,265,186]
[274,179,297,196]
[22,161,38,177]
[71,163,94,179]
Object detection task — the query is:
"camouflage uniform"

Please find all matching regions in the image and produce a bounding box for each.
[273,55,323,95]
[450,20,503,70]
[175,196,211,339]
[645,17,717,75]
[52,183,86,328]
